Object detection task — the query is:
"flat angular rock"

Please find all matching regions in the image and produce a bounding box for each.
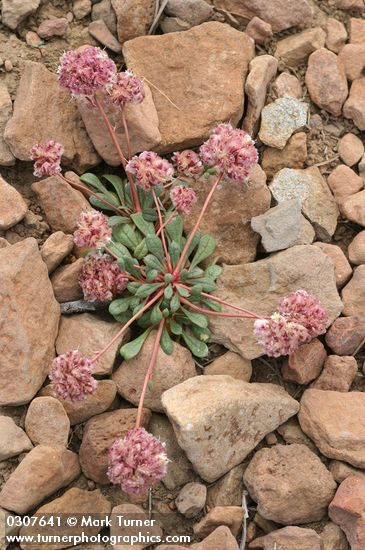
[281,338,327,384]
[2,0,40,30]
[0,445,80,514]
[161,375,299,482]
[0,175,27,230]
[269,167,339,240]
[206,464,244,508]
[341,190,365,226]
[203,352,252,382]
[275,27,326,67]
[37,17,69,39]
[245,17,273,45]
[113,330,196,412]
[326,18,348,53]
[259,97,308,150]
[343,77,365,131]
[25,396,70,446]
[327,164,363,201]
[88,19,122,53]
[349,230,365,265]
[338,44,365,81]
[249,527,322,550]
[91,0,117,34]
[326,316,365,355]
[176,482,207,518]
[299,389,365,468]
[193,506,243,538]
[165,0,213,26]
[350,17,365,44]
[329,460,365,483]
[158,526,239,550]
[329,475,365,550]
[321,521,351,550]
[338,133,364,166]
[185,165,270,264]
[51,258,84,303]
[310,355,357,392]
[0,83,15,166]
[4,62,99,172]
[111,503,163,549]
[123,22,254,152]
[0,416,32,461]
[210,245,342,359]
[272,72,302,99]
[0,238,60,406]
[41,231,74,273]
[261,132,307,179]
[313,242,352,288]
[342,265,365,317]
[251,199,315,252]
[111,0,155,43]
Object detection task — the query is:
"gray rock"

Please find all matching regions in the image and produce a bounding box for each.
[0,84,15,166]
[88,19,122,53]
[91,0,117,34]
[0,416,33,460]
[175,482,207,518]
[165,0,213,26]
[2,0,40,30]
[259,97,308,149]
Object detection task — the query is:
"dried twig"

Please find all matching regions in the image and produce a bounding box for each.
[240,491,249,550]
[148,0,169,34]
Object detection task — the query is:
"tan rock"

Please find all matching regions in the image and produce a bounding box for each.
[88,19,122,53]
[0,175,27,230]
[4,62,99,171]
[329,475,365,550]
[0,83,15,165]
[245,17,272,45]
[321,521,351,550]
[111,0,155,43]
[2,0,40,30]
[79,408,151,484]
[193,506,243,538]
[299,389,365,467]
[51,258,84,303]
[113,330,196,412]
[261,132,307,178]
[161,375,299,482]
[111,503,163,550]
[338,44,365,80]
[123,22,254,152]
[0,445,80,514]
[206,464,244,508]
[326,18,348,53]
[305,48,348,116]
[275,27,326,67]
[25,396,70,446]
[259,97,308,149]
[160,16,190,33]
[73,0,92,19]
[277,418,317,452]
[32,175,91,234]
[313,242,352,288]
[310,355,358,392]
[185,165,270,264]
[337,0,364,10]
[327,164,363,201]
[165,0,214,26]
[91,0,117,34]
[329,460,365,483]
[57,313,129,376]
[350,17,365,44]
[342,265,365,317]
[41,231,74,273]
[349,230,365,264]
[243,55,278,135]
[343,77,365,131]
[37,17,69,39]
[210,245,342,359]
[0,238,60,406]
[40,380,117,425]
[0,416,32,461]
[158,526,239,550]
[203,351,252,382]
[176,482,207,518]
[341,190,365,226]
[281,338,327,384]
[272,72,302,99]
[325,316,365,355]
[249,526,322,550]
[338,133,364,166]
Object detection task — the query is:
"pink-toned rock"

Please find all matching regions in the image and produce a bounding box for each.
[164,0,213,26]
[203,351,252,382]
[123,22,254,152]
[245,17,272,45]
[349,230,365,264]
[243,55,278,135]
[340,189,365,226]
[25,31,43,47]
[338,133,364,166]
[25,396,70,446]
[329,475,365,550]
[0,175,27,230]
[113,331,196,412]
[51,258,84,303]
[176,482,207,518]
[185,165,270,264]
[111,503,163,550]
[313,242,352,288]
[37,18,69,39]
[342,265,365,317]
[0,238,60,406]
[56,313,129,376]
[275,27,326,67]
[32,175,91,233]
[326,18,348,53]
[0,416,32,461]
[262,133,307,179]
[281,338,327,384]
[338,44,365,80]
[111,0,155,43]
[350,17,365,44]
[277,418,317,452]
[249,527,322,550]
[310,355,358,391]
[4,62,99,172]
[327,164,363,201]
[88,19,122,53]
[337,0,364,11]
[73,0,92,19]
[326,316,365,355]
[305,48,348,116]
[193,506,243,538]
[272,71,302,99]
[79,408,151,484]
[343,77,365,130]
[0,445,80,514]
[157,526,240,550]
[321,521,351,550]
[299,389,365,467]
[0,83,15,166]
[330,460,365,484]
[40,380,117,426]
[91,0,117,34]
[41,231,74,273]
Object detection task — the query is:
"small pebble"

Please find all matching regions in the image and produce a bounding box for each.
[4,60,13,72]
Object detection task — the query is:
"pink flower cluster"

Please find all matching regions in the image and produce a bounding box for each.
[57,47,116,97]
[80,254,128,302]
[107,427,168,495]
[254,290,328,357]
[170,185,197,214]
[109,70,145,107]
[126,151,174,190]
[31,140,64,178]
[172,150,203,178]
[200,123,258,182]
[74,210,112,249]
[49,350,97,402]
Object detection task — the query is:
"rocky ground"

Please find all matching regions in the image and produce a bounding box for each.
[1,0,365,549]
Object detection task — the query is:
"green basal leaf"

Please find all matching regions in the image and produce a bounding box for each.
[205,264,223,281]
[170,293,180,313]
[150,302,163,324]
[182,307,208,328]
[176,286,190,298]
[103,174,125,203]
[109,296,133,316]
[191,324,211,342]
[191,284,203,296]
[135,282,162,298]
[191,278,216,292]
[145,235,166,264]
[107,242,131,258]
[130,296,140,309]
[111,310,132,324]
[165,214,183,244]
[180,269,189,282]
[170,318,183,335]
[146,269,159,282]
[89,196,117,211]
[186,230,201,258]
[108,216,130,227]
[113,223,140,250]
[144,254,165,273]
[161,326,174,355]
[182,330,209,358]
[187,267,204,279]
[127,281,141,294]
[120,328,152,360]
[190,234,216,270]
[164,284,173,300]
[117,255,141,278]
[168,241,181,267]
[142,208,158,222]
[202,298,222,312]
[131,212,156,236]
[80,173,108,194]
[134,238,148,259]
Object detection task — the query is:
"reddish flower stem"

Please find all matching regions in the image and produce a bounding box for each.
[121,107,132,160]
[180,296,261,319]
[135,318,164,428]
[173,172,223,279]
[156,212,177,237]
[152,189,172,272]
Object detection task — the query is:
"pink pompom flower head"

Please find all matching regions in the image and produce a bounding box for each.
[172,150,204,178]
[57,47,116,97]
[170,185,198,214]
[126,151,174,190]
[107,427,168,496]
[31,140,64,178]
[200,123,258,183]
[109,70,145,107]
[49,350,98,402]
[277,289,328,338]
[80,253,128,302]
[74,210,112,249]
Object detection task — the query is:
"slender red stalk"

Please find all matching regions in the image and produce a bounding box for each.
[156,212,177,237]
[180,296,262,319]
[121,107,132,160]
[173,173,223,278]
[152,189,172,272]
[135,319,164,428]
